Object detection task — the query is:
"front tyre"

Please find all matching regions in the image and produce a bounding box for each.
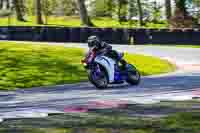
[88,68,108,89]
[126,64,141,85]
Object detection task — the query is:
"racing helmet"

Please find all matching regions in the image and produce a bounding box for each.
[87,35,101,49]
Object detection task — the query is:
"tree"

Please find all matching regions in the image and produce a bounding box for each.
[117,0,123,22]
[152,1,162,23]
[91,0,107,17]
[20,0,27,16]
[192,0,200,22]
[128,0,140,27]
[13,0,26,21]
[25,0,34,16]
[42,0,58,24]
[36,0,43,24]
[128,0,136,20]
[165,0,172,21]
[90,0,116,17]
[175,0,187,16]
[6,0,10,9]
[136,0,144,26]
[193,0,200,6]
[115,0,128,24]
[170,0,196,28]
[0,0,3,9]
[106,0,114,17]
[61,0,77,16]
[76,0,94,26]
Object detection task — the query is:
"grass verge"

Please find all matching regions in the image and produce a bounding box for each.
[124,53,176,76]
[149,44,200,48]
[0,100,200,133]
[0,42,175,90]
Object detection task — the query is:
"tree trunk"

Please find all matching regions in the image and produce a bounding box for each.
[36,0,43,24]
[136,0,144,26]
[128,0,135,26]
[76,0,94,27]
[128,0,134,19]
[19,0,26,15]
[0,0,3,9]
[107,0,114,17]
[13,0,25,21]
[165,0,172,21]
[175,0,187,16]
[118,0,122,23]
[6,0,10,9]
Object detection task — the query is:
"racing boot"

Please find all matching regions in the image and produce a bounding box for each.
[119,59,127,70]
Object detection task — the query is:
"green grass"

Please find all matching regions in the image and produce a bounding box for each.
[172,45,200,48]
[0,42,87,90]
[1,100,200,133]
[0,42,175,90]
[0,16,168,28]
[124,53,175,75]
[149,44,200,48]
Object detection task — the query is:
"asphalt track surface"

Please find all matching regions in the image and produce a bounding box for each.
[0,43,200,121]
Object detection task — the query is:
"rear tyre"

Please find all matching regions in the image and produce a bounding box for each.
[88,66,108,89]
[126,64,141,85]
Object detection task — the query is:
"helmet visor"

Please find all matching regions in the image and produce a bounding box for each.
[88,40,94,48]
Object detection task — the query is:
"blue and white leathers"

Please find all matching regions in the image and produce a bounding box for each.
[94,56,116,83]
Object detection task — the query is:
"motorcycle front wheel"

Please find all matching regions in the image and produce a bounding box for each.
[88,67,108,89]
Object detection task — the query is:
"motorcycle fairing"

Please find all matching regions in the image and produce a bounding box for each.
[94,56,116,83]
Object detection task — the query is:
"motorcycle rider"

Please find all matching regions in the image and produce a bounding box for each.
[87,35,127,69]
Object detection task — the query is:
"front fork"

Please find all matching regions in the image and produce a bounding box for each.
[88,64,102,80]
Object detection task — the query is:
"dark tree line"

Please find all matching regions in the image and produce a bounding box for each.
[0,0,199,28]
[6,0,93,26]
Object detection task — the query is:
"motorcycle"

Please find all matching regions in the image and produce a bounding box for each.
[81,48,141,89]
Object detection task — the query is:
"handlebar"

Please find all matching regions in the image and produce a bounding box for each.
[82,49,96,64]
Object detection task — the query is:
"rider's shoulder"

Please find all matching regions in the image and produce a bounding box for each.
[102,42,110,47]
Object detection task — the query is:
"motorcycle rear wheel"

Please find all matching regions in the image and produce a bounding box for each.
[126,64,141,85]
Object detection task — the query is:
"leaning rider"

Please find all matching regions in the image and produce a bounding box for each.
[87,35,127,69]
